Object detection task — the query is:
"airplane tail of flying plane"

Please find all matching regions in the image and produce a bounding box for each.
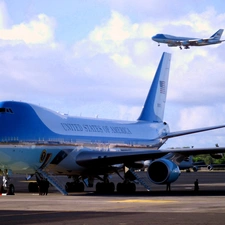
[210,29,224,40]
[138,52,171,122]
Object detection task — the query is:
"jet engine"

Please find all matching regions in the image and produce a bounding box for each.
[192,166,198,172]
[207,164,213,171]
[167,44,177,47]
[210,153,223,159]
[181,41,189,46]
[147,159,180,184]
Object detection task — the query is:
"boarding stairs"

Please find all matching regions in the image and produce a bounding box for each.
[36,169,68,195]
[129,168,151,191]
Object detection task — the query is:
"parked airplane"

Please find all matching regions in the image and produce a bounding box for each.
[152,29,225,49]
[179,156,205,172]
[1,52,225,195]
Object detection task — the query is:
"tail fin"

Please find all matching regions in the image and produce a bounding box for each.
[138,52,171,122]
[210,29,224,40]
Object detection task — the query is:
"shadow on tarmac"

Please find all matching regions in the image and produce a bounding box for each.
[1,210,225,225]
[70,190,225,197]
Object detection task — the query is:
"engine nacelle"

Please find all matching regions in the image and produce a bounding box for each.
[181,41,189,46]
[147,159,180,184]
[167,44,177,47]
[210,153,223,159]
[207,165,213,171]
[192,166,198,172]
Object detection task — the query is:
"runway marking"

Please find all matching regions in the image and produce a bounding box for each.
[109,199,177,203]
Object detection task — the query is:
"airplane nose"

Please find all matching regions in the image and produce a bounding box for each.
[152,36,156,40]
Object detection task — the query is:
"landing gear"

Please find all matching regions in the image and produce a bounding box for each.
[7,184,15,195]
[66,181,84,192]
[65,176,85,192]
[1,171,15,195]
[117,182,136,193]
[95,175,115,193]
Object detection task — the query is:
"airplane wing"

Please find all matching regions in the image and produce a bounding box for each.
[76,147,225,168]
[186,39,199,45]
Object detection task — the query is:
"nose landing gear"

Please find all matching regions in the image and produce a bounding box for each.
[0,171,15,195]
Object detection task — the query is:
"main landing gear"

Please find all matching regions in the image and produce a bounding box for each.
[116,181,136,193]
[65,176,85,192]
[95,175,115,193]
[95,169,137,194]
[116,169,136,193]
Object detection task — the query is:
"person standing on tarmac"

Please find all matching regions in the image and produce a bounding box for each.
[44,179,49,195]
[194,179,199,192]
[166,182,171,191]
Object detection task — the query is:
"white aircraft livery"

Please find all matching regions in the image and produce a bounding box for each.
[152,29,225,49]
[1,52,225,195]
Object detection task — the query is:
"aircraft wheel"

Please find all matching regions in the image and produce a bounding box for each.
[65,182,73,192]
[0,185,4,193]
[77,182,85,192]
[96,182,103,193]
[127,182,136,193]
[7,184,15,195]
[108,182,115,193]
[116,182,124,193]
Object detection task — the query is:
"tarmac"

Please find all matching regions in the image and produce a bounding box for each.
[1,170,225,225]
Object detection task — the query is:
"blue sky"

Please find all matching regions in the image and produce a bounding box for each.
[1,0,225,148]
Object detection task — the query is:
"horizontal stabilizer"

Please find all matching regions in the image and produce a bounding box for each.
[163,124,225,139]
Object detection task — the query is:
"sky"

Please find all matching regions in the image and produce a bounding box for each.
[1,0,225,149]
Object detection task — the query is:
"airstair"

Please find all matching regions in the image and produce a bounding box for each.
[36,169,68,195]
[129,168,151,191]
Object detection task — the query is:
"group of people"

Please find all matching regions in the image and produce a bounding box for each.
[38,178,49,195]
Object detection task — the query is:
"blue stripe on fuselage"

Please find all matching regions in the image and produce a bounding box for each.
[0,101,56,141]
[0,101,164,147]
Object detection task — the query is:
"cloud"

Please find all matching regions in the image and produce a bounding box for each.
[0,13,55,44]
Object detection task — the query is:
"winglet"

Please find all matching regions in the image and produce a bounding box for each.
[138,52,171,122]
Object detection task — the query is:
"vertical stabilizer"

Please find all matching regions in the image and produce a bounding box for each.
[138,52,171,122]
[210,29,224,40]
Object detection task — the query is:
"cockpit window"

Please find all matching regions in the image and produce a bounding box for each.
[0,108,13,114]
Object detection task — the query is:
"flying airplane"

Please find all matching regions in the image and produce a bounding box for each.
[1,52,225,195]
[152,29,225,49]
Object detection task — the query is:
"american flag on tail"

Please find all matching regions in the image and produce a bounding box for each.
[160,80,166,94]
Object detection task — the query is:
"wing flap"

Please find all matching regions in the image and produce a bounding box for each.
[75,147,225,168]
[76,150,166,167]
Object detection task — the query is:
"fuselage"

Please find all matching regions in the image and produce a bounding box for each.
[0,101,170,174]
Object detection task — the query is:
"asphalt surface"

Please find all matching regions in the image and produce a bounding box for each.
[1,171,225,225]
